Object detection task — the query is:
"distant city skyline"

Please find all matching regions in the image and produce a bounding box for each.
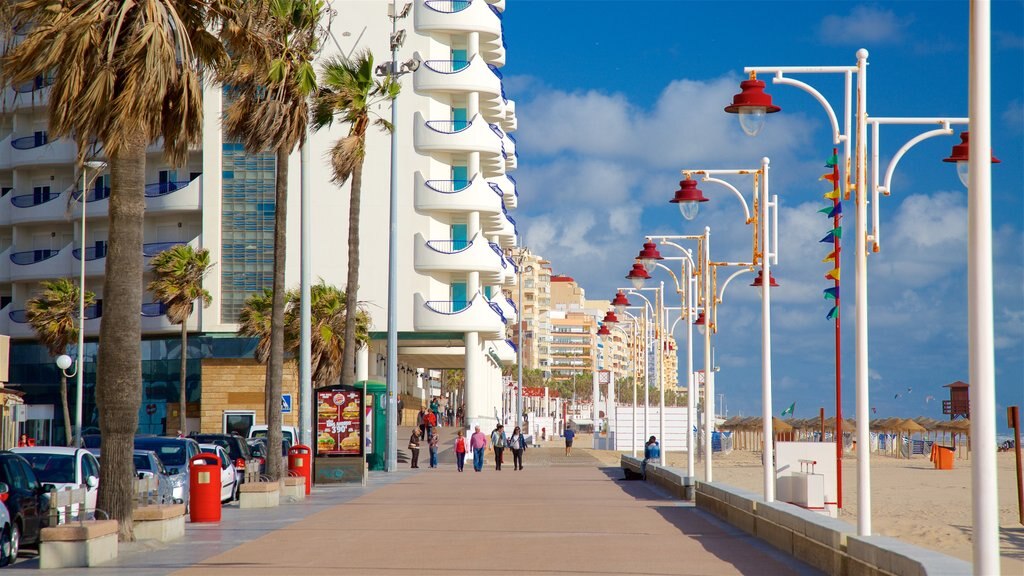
[502,1,1023,432]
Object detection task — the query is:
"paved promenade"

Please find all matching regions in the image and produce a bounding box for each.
[11,432,822,575]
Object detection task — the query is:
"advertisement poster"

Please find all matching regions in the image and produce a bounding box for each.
[316,387,363,456]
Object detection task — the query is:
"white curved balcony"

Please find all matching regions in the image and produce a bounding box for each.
[502,100,517,132]
[9,187,71,225]
[145,175,201,214]
[6,77,52,111]
[503,133,517,171]
[73,241,108,278]
[9,243,74,282]
[413,232,506,284]
[484,211,517,248]
[487,174,517,210]
[413,172,504,217]
[415,0,501,40]
[489,338,517,364]
[501,256,517,286]
[413,54,502,97]
[0,134,11,170]
[9,132,78,168]
[141,302,199,334]
[413,112,502,159]
[490,293,517,324]
[481,34,506,67]
[413,291,506,340]
[5,307,36,339]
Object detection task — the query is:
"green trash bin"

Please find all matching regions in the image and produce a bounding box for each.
[355,380,387,471]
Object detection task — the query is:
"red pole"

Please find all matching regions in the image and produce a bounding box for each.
[832,147,843,510]
[820,407,825,441]
[1009,406,1022,525]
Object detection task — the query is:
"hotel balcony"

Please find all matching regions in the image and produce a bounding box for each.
[413,55,502,98]
[413,291,506,340]
[501,256,517,286]
[72,241,108,278]
[413,112,502,160]
[487,174,517,210]
[143,239,194,260]
[9,187,69,225]
[145,175,201,214]
[480,32,506,67]
[489,338,517,364]
[482,209,517,248]
[489,293,517,324]
[4,76,52,111]
[415,0,501,40]
[141,302,199,334]
[413,232,506,284]
[8,244,73,282]
[0,134,11,171]
[480,65,506,121]
[503,100,517,132]
[7,302,102,340]
[413,172,503,217]
[503,132,517,171]
[9,132,77,169]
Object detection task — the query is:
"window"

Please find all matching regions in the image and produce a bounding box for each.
[83,453,100,480]
[3,459,26,491]
[223,411,255,437]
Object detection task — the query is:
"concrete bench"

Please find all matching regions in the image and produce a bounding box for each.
[620,455,694,500]
[239,481,280,509]
[39,519,118,569]
[132,504,185,542]
[281,476,306,500]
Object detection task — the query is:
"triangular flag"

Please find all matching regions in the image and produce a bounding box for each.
[825,153,838,167]
[781,402,795,417]
[822,249,839,263]
[823,287,839,300]
[817,206,832,215]
[824,189,840,200]
[830,202,842,217]
[826,268,840,281]
[831,226,843,239]
[820,172,838,183]
[820,231,837,243]
[826,305,839,320]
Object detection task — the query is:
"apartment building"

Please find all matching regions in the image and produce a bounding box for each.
[0,0,520,440]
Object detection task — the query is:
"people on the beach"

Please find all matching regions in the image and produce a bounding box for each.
[643,435,660,479]
[428,431,440,468]
[564,426,576,456]
[491,424,507,471]
[409,430,421,469]
[509,426,527,470]
[470,425,488,472]
[455,429,467,472]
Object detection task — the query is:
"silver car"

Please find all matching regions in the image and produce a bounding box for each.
[133,437,200,507]
[132,450,176,505]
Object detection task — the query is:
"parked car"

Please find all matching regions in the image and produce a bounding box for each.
[191,434,254,486]
[198,444,238,503]
[0,485,14,566]
[0,452,48,560]
[12,447,100,522]
[133,437,200,506]
[245,439,269,475]
[132,450,176,505]
[248,425,298,447]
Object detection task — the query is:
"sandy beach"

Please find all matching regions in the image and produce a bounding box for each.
[584,442,1023,574]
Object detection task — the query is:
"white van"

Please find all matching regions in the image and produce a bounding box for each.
[248,425,299,446]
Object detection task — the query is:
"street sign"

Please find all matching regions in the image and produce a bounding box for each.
[281,394,293,413]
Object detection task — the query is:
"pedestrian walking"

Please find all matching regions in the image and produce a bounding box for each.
[428,431,440,468]
[397,396,404,426]
[417,408,427,439]
[564,426,576,456]
[643,435,661,479]
[408,430,421,469]
[430,396,441,428]
[455,429,467,472]
[490,424,507,471]
[509,426,527,470]
[470,425,488,472]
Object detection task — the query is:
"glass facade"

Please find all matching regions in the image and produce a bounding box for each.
[220,141,276,323]
[8,335,259,439]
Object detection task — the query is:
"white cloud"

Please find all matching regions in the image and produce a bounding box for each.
[1003,99,1024,134]
[818,6,912,46]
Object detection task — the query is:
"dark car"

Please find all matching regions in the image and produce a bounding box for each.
[191,434,254,480]
[0,452,49,559]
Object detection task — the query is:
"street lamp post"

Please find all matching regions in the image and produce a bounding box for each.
[619,286,658,454]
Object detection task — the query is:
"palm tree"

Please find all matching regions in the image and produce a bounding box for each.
[219,0,324,482]
[312,51,399,388]
[1,1,227,540]
[25,279,95,446]
[286,281,370,388]
[147,245,213,437]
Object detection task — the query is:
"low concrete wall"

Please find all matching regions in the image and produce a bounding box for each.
[132,504,185,542]
[621,455,694,500]
[240,481,280,509]
[39,519,119,569]
[695,481,971,576]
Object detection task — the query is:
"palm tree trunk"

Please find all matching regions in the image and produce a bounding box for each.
[60,374,71,446]
[340,163,363,387]
[179,321,188,436]
[265,148,289,481]
[97,132,147,541]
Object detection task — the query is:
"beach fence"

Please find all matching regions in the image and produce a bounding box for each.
[612,406,690,453]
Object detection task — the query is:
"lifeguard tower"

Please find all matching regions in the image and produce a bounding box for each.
[942,381,970,420]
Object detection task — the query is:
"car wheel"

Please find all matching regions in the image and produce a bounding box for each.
[7,522,19,565]
[0,526,10,567]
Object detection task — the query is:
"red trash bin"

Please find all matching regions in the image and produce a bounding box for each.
[288,444,312,495]
[189,454,223,522]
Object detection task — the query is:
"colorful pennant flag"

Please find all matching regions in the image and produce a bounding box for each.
[822,249,839,263]
[820,172,838,183]
[826,306,839,320]
[825,268,840,281]
[781,402,796,417]
[819,227,842,243]
[824,189,841,200]
[823,287,839,300]
[817,203,842,218]
[824,153,838,167]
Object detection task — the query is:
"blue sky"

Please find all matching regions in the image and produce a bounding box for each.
[500,1,1024,431]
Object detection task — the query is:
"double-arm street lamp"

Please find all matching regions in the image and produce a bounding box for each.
[725,46,999,559]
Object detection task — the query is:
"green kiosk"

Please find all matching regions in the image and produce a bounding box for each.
[355,380,387,471]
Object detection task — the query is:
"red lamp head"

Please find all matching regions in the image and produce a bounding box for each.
[626,262,651,289]
[611,290,631,314]
[942,131,1001,188]
[750,269,779,288]
[693,311,707,335]
[597,325,611,336]
[670,178,709,221]
[601,310,619,325]
[724,74,781,137]
[636,241,664,270]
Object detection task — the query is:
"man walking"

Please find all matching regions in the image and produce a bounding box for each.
[490,424,507,471]
[470,425,488,472]
[564,426,576,456]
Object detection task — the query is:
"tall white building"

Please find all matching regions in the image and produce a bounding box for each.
[0,0,520,440]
